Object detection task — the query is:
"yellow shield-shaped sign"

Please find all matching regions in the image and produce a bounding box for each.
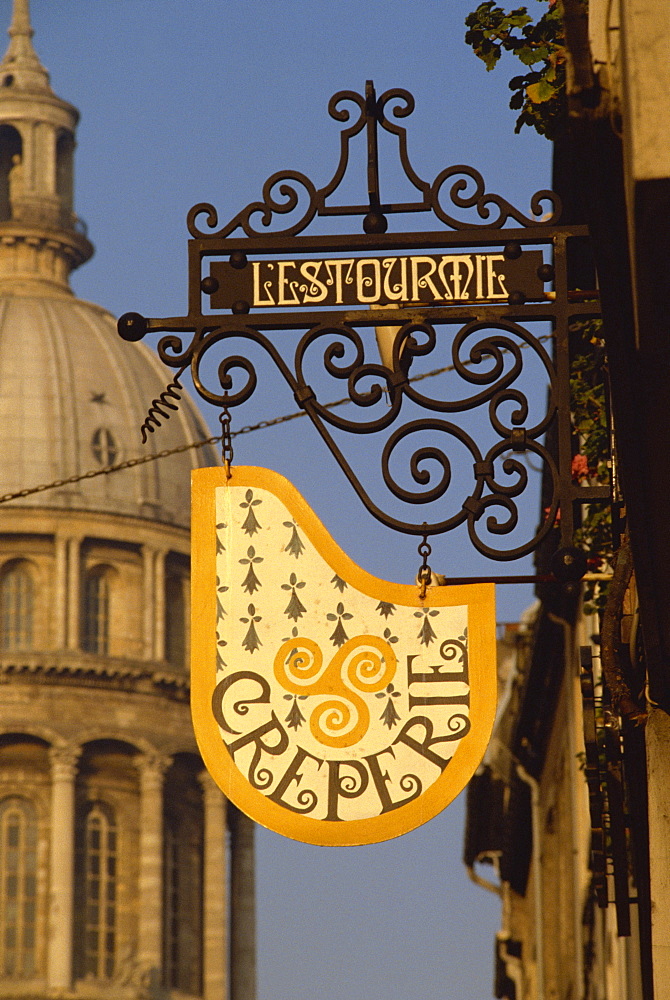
[191,466,496,846]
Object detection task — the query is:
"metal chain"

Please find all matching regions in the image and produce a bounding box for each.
[0,434,225,505]
[220,406,234,478]
[417,534,433,601]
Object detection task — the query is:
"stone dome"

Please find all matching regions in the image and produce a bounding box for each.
[0,8,254,1000]
[0,290,219,528]
[0,0,219,529]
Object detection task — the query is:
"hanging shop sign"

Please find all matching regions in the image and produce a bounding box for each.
[208,250,545,311]
[120,82,603,843]
[191,466,496,846]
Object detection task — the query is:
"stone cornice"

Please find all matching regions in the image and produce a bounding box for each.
[0,86,79,123]
[0,505,191,553]
[0,651,190,698]
[0,220,94,291]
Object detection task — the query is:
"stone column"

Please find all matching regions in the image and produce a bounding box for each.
[47,744,80,991]
[141,545,155,660]
[153,549,166,662]
[54,534,68,648]
[66,535,81,649]
[137,753,169,981]
[199,771,228,1000]
[41,121,57,198]
[141,547,167,661]
[229,805,256,1000]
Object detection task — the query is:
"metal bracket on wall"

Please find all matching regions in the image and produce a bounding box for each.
[119,81,608,567]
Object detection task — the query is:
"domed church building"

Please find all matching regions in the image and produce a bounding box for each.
[0,2,255,998]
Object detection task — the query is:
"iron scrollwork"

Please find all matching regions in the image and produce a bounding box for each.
[119,82,607,567]
[187,81,560,239]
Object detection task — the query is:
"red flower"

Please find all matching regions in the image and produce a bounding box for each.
[571,453,590,483]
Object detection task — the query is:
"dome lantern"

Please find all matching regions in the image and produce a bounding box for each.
[0,0,93,295]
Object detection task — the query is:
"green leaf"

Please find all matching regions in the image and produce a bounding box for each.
[526,78,557,103]
[464,0,568,138]
[506,12,532,28]
[516,44,541,65]
[530,44,551,63]
[476,37,502,69]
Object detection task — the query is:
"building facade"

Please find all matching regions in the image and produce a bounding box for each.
[465,609,649,999]
[465,2,670,997]
[0,2,255,998]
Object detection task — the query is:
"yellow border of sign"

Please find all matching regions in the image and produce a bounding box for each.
[191,466,497,846]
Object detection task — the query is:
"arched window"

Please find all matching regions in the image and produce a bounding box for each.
[165,574,186,668]
[0,562,34,652]
[0,797,38,978]
[82,568,110,655]
[55,130,74,216]
[81,803,117,981]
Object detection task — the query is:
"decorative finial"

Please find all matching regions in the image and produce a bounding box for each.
[0,0,51,91]
[9,0,33,38]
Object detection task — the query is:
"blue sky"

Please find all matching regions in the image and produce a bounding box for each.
[20,2,553,998]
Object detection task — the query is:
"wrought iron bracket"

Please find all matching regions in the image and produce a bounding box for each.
[119,82,608,566]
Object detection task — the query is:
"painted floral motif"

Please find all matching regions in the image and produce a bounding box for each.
[239,546,263,594]
[240,490,262,536]
[414,607,440,646]
[331,574,347,593]
[283,520,305,558]
[240,604,262,653]
[281,573,307,621]
[216,521,227,555]
[376,683,402,729]
[283,694,307,731]
[326,601,353,647]
[376,601,395,618]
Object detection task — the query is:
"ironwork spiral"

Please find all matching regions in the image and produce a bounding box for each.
[124,315,563,559]
[119,82,608,568]
[186,82,561,239]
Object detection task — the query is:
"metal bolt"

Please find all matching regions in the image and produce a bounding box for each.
[363,211,388,234]
[551,546,587,581]
[117,312,147,342]
[503,242,522,260]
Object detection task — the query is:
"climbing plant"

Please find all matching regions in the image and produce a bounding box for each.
[570,318,612,612]
[464,0,568,138]
[465,2,614,612]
